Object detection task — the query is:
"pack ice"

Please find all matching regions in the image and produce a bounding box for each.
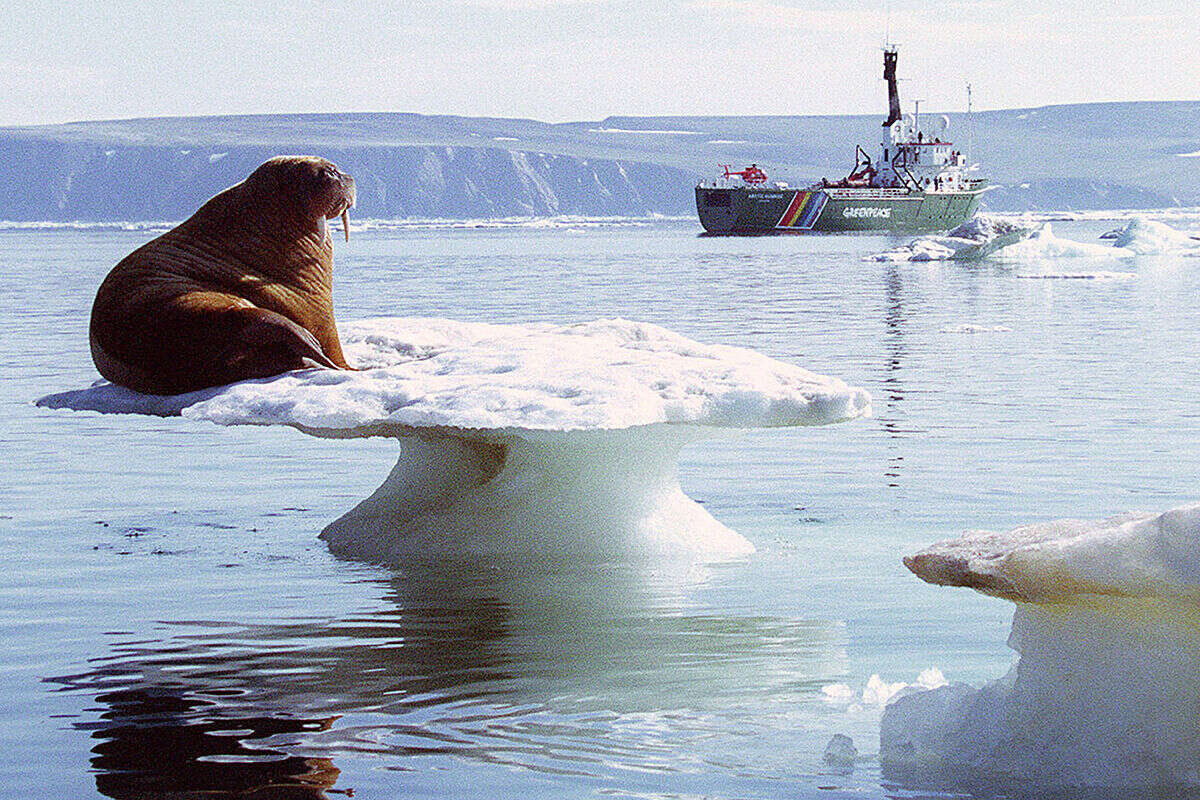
[38,318,870,560]
[870,215,1200,263]
[883,504,1200,787]
[868,215,1040,262]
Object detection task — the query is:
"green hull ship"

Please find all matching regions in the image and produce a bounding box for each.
[696,47,988,235]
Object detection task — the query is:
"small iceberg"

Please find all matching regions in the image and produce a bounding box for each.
[872,215,1200,263]
[882,504,1200,787]
[998,222,1128,259]
[869,216,1040,262]
[1111,217,1200,255]
[1003,217,1199,260]
[38,318,870,561]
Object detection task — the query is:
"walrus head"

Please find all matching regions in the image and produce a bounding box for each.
[244,155,357,242]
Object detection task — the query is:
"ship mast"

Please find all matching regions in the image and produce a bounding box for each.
[966,82,974,167]
[882,47,902,128]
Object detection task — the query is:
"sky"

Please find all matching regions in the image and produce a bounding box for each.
[2,0,1197,126]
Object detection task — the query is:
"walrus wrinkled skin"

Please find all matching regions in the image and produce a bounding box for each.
[90,156,356,395]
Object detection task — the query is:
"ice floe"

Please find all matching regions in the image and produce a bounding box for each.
[996,222,1128,259]
[992,207,1200,223]
[871,215,1200,264]
[1111,216,1200,255]
[868,216,1039,262]
[1014,270,1136,281]
[939,324,1012,334]
[38,318,870,561]
[1001,217,1198,260]
[0,216,690,234]
[344,215,684,232]
[0,220,178,233]
[883,504,1200,787]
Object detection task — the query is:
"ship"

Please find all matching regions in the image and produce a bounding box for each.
[696,47,988,234]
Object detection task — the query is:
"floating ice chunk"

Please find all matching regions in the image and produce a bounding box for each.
[41,318,869,432]
[1112,217,1200,255]
[821,683,856,702]
[868,215,1039,262]
[862,674,909,707]
[939,324,1012,334]
[877,217,1199,264]
[915,667,947,690]
[904,505,1200,602]
[1014,270,1136,280]
[820,668,945,716]
[1002,208,1200,223]
[884,504,1200,787]
[998,222,1132,259]
[39,318,869,560]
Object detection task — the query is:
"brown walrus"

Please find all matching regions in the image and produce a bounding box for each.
[90,155,356,395]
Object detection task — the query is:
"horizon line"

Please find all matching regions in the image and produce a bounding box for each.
[4,99,1197,131]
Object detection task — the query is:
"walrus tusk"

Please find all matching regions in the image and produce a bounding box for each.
[341,209,350,242]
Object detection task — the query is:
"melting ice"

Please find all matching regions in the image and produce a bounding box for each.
[38,318,870,561]
[883,504,1200,787]
[870,215,1200,263]
[869,216,1041,262]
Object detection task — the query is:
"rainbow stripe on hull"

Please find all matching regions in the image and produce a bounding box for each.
[775,190,828,230]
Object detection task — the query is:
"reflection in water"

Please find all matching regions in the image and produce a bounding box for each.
[881,263,909,488]
[85,688,340,799]
[50,559,846,794]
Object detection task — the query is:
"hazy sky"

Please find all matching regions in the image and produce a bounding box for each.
[3,0,1197,126]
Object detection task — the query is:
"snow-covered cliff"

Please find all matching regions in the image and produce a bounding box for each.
[1,102,1195,220]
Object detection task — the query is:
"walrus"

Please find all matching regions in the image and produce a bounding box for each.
[90,155,356,395]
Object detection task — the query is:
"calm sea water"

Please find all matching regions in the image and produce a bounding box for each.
[3,218,1200,799]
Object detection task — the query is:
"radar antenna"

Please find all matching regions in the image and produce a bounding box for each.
[882,47,902,128]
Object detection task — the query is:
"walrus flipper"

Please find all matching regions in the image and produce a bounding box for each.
[220,308,342,382]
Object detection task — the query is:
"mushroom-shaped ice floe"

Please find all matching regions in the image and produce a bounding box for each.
[39,318,870,560]
[882,504,1200,788]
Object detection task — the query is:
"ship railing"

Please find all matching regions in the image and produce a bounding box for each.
[821,187,914,197]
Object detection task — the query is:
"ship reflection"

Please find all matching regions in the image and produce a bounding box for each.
[880,263,908,488]
[51,558,845,793]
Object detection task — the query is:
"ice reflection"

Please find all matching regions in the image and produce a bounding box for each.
[50,558,847,792]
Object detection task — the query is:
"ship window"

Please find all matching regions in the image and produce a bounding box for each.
[705,192,732,207]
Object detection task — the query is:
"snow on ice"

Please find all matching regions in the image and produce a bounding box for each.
[870,215,1200,263]
[884,504,1200,787]
[38,318,870,560]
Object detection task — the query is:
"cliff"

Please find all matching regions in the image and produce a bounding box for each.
[1,102,1195,220]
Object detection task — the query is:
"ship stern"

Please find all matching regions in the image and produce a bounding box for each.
[696,186,737,234]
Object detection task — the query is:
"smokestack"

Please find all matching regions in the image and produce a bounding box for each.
[882,47,901,127]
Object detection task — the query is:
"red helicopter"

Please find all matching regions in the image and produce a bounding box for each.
[720,164,769,185]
